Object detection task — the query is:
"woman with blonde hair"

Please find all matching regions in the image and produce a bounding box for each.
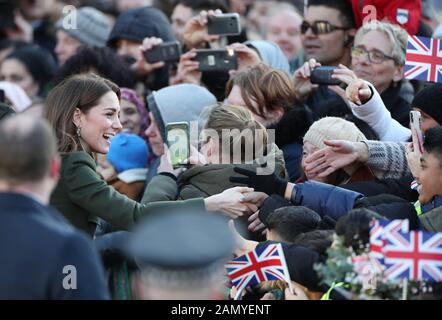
[143,103,288,240]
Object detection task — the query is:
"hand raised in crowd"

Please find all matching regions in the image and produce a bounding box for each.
[284,284,309,300]
[133,37,166,75]
[5,10,33,42]
[239,192,268,233]
[345,78,373,105]
[292,58,321,100]
[183,9,221,49]
[304,140,369,178]
[204,186,257,219]
[248,211,266,234]
[406,126,423,180]
[327,64,358,102]
[171,49,202,85]
[157,144,187,177]
[227,43,261,75]
[230,167,288,197]
[228,219,259,257]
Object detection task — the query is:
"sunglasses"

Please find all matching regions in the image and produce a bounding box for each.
[301,21,349,35]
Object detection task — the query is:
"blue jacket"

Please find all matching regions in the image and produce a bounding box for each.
[0,192,109,299]
[291,181,364,220]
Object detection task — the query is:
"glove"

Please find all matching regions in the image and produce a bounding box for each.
[229,166,288,197]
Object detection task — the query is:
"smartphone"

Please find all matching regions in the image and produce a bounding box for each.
[310,66,341,85]
[166,122,190,169]
[195,48,237,72]
[410,110,424,154]
[207,13,242,36]
[143,41,181,64]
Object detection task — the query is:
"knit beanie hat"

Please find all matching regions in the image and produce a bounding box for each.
[6,45,57,98]
[412,84,442,125]
[56,7,111,48]
[303,117,366,150]
[107,6,175,47]
[107,133,149,173]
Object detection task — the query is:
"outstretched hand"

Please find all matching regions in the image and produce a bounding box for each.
[303,140,367,178]
[229,166,288,197]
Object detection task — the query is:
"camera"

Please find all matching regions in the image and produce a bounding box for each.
[207,13,242,36]
[143,41,181,64]
[310,66,341,85]
[194,49,237,72]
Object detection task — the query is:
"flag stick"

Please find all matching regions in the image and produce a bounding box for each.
[402,278,408,300]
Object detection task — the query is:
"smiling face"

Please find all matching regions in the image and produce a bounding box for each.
[266,11,302,61]
[302,6,351,66]
[352,30,402,93]
[74,91,122,154]
[120,99,142,135]
[417,152,442,204]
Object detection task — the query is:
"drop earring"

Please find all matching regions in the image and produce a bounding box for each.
[76,126,81,138]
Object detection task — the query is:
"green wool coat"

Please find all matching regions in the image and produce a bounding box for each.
[50,152,205,237]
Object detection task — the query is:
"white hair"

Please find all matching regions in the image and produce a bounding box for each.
[354,21,409,65]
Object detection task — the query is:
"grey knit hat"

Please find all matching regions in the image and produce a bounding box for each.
[56,7,111,48]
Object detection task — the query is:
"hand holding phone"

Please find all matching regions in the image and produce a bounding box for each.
[410,111,424,154]
[143,41,181,64]
[194,48,238,72]
[207,13,242,36]
[310,66,341,85]
[166,122,190,169]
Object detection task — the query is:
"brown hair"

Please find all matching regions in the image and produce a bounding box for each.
[0,115,57,185]
[225,63,297,119]
[203,103,268,163]
[44,73,120,154]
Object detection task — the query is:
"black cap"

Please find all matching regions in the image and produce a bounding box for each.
[107,6,175,47]
[128,210,234,286]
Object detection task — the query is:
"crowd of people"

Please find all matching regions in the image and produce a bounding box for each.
[0,0,442,300]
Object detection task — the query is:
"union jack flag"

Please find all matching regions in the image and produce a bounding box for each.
[383,230,442,282]
[225,243,291,296]
[369,219,410,273]
[404,36,442,83]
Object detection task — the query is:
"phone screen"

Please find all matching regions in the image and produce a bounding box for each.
[166,124,189,168]
[410,111,424,154]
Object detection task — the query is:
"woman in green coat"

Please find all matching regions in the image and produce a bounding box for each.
[44,73,255,237]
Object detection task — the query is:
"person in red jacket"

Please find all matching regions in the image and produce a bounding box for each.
[349,0,421,35]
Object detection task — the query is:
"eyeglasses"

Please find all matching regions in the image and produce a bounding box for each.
[301,21,349,35]
[351,46,396,64]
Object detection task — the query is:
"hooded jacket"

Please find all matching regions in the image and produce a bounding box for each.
[142,84,217,186]
[245,40,291,76]
[147,83,217,142]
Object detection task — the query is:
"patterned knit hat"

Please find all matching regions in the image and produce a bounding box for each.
[303,117,366,150]
[56,7,111,48]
